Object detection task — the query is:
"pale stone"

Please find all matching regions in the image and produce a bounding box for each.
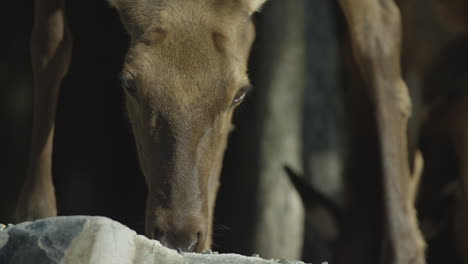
[0,216,309,264]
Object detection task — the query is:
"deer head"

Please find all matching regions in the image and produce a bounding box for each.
[108,0,266,252]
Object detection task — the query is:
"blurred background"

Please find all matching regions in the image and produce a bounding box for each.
[1,0,466,263]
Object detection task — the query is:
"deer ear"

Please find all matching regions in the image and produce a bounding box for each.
[107,0,120,9]
[247,0,268,13]
[242,0,268,14]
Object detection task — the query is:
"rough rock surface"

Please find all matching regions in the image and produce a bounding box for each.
[0,216,309,264]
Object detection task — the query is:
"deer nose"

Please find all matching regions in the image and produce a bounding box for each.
[154,227,203,252]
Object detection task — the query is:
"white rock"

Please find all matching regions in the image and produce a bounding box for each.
[0,216,309,264]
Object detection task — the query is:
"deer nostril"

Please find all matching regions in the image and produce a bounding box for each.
[188,232,201,252]
[176,231,200,252]
[150,221,205,252]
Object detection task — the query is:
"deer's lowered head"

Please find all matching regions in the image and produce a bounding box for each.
[108,0,267,252]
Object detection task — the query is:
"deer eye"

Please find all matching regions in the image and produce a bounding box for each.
[121,73,137,96]
[232,84,253,107]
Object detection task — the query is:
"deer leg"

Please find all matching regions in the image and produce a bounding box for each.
[337,0,425,263]
[449,96,468,263]
[16,0,71,222]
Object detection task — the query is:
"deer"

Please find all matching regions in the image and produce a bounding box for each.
[14,0,467,263]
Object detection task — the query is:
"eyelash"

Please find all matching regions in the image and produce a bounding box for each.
[232,84,253,107]
[120,73,137,96]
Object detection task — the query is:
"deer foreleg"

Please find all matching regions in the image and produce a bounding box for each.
[337,0,425,263]
[16,0,71,222]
